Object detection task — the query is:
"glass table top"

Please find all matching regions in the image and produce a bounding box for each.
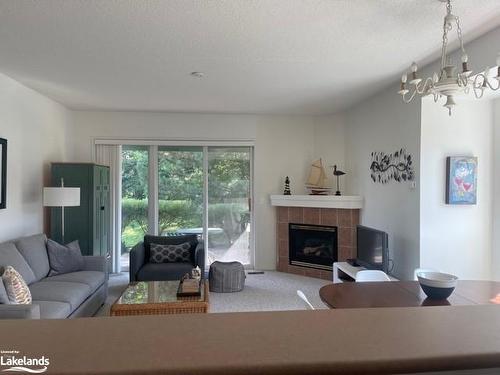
[116,280,205,305]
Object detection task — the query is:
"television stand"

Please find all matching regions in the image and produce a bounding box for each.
[332,262,398,283]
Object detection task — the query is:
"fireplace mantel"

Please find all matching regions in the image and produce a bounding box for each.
[270,195,363,209]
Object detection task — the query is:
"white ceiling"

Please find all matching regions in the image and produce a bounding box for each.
[0,0,500,115]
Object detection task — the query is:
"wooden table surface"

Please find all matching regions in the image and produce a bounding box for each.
[4,305,500,374]
[319,280,500,308]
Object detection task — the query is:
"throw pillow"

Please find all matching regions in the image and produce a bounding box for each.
[2,266,32,304]
[150,242,191,263]
[47,239,84,276]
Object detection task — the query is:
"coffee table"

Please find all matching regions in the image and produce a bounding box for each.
[110,280,209,316]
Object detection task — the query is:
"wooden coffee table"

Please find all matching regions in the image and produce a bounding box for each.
[110,280,209,316]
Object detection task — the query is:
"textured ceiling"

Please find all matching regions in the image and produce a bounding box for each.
[0,0,500,115]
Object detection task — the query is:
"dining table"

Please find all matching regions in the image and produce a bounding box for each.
[319,280,500,308]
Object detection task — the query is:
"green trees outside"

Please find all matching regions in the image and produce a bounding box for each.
[121,147,250,253]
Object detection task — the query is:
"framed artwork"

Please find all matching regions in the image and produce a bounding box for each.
[446,156,477,205]
[0,138,6,209]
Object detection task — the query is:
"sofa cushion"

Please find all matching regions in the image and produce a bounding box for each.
[137,262,194,281]
[33,300,71,319]
[42,271,105,294]
[2,266,32,304]
[14,234,49,282]
[0,277,9,304]
[0,242,36,285]
[47,239,84,276]
[29,281,91,311]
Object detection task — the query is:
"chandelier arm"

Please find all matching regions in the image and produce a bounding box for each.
[471,74,485,98]
[415,77,435,95]
[483,76,500,91]
[401,88,418,104]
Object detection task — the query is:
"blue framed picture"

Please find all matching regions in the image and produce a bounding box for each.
[446,156,477,205]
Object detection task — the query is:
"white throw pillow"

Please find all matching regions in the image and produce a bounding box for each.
[2,266,32,304]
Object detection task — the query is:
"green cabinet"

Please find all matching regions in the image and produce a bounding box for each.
[50,163,110,257]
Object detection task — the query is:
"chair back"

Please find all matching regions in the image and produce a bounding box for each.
[297,290,315,310]
[355,270,391,282]
[414,268,438,281]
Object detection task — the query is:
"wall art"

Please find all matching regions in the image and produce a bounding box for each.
[446,156,477,205]
[370,148,414,184]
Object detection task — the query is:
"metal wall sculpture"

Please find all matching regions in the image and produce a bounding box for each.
[370,148,414,184]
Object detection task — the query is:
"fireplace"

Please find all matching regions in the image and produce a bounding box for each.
[289,223,337,271]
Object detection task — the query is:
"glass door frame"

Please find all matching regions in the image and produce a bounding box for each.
[115,140,254,270]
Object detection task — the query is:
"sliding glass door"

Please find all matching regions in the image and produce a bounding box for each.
[207,147,252,265]
[120,143,253,270]
[121,146,149,271]
[157,146,203,236]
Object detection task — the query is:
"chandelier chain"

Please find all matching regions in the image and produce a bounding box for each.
[456,16,465,55]
[440,17,448,69]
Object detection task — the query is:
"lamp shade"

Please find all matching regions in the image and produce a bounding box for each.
[43,187,80,207]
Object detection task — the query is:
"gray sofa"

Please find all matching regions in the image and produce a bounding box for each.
[0,234,108,319]
[130,234,204,282]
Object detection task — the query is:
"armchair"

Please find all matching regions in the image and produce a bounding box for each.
[129,234,205,282]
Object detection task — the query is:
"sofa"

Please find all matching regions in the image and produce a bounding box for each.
[130,234,204,282]
[0,234,108,319]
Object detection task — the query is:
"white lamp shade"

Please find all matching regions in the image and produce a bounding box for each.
[43,187,80,207]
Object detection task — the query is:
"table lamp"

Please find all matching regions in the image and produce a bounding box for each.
[43,179,80,243]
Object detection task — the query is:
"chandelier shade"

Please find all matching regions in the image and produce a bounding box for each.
[398,0,500,115]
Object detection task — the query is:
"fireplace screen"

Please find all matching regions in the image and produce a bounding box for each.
[289,223,337,271]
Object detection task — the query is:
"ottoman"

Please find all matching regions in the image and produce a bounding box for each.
[209,261,246,293]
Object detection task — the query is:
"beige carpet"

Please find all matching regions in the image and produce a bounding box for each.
[95,271,330,316]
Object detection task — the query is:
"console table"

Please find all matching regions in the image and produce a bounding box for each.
[333,261,398,283]
[320,280,500,309]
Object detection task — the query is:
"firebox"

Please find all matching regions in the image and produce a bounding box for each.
[289,223,337,271]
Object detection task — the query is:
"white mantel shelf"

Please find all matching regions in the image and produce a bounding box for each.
[270,195,363,209]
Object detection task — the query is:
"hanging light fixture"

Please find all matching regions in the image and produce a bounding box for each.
[398,0,500,115]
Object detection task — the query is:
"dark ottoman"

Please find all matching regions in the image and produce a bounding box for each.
[209,261,246,293]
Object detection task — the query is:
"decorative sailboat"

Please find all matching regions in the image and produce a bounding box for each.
[305,159,332,195]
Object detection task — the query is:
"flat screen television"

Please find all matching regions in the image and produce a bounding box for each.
[356,225,389,273]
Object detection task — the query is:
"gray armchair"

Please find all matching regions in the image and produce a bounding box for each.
[129,234,205,282]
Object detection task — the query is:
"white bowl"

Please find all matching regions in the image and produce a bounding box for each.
[417,272,458,299]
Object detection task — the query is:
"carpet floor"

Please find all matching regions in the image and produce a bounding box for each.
[95,271,330,316]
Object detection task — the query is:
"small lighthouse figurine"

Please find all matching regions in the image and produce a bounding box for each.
[332,165,346,196]
[283,176,291,195]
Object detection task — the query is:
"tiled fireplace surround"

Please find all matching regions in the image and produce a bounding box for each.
[276,207,360,280]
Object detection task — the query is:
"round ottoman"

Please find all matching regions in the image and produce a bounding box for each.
[209,261,246,293]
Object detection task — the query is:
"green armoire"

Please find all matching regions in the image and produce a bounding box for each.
[50,163,110,257]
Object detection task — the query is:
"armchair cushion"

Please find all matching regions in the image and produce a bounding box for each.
[150,242,191,263]
[144,235,198,263]
[136,262,194,281]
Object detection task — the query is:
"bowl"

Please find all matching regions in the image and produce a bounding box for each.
[417,272,458,300]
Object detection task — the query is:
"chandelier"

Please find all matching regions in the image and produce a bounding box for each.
[398,0,500,115]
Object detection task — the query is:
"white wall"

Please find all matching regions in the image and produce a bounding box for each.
[344,89,421,280]
[492,98,500,281]
[421,98,493,280]
[67,111,346,270]
[0,73,69,242]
